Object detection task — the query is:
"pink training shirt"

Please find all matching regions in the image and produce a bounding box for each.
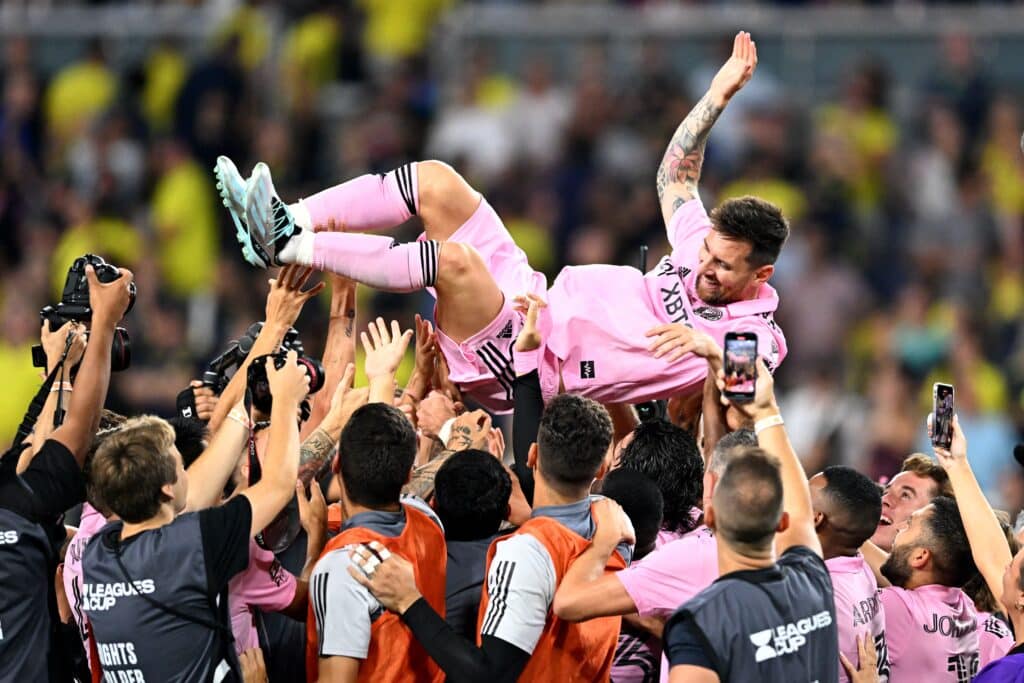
[827,554,887,683]
[228,539,298,653]
[979,611,1015,669]
[880,584,980,681]
[616,524,719,683]
[63,503,109,670]
[542,199,786,405]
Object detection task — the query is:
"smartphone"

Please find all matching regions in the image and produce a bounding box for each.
[723,332,758,402]
[931,383,955,449]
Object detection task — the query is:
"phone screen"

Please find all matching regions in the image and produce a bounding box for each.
[932,383,954,449]
[724,334,758,401]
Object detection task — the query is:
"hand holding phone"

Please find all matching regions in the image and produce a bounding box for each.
[931,383,955,450]
[723,332,758,403]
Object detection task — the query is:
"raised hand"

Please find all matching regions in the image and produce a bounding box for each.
[42,321,87,372]
[86,265,134,327]
[716,356,778,421]
[361,317,414,380]
[708,31,758,107]
[296,479,327,541]
[839,635,880,683]
[266,350,311,406]
[416,390,458,438]
[264,264,326,329]
[448,409,492,451]
[189,380,220,422]
[413,314,438,377]
[513,293,547,353]
[932,414,968,470]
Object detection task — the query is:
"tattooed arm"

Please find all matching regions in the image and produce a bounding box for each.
[297,426,338,487]
[403,449,456,502]
[303,273,357,439]
[298,365,366,487]
[656,31,758,225]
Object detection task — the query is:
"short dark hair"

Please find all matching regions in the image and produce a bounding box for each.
[600,469,664,560]
[707,428,758,477]
[166,417,210,468]
[710,196,789,267]
[90,416,178,523]
[712,448,783,553]
[821,466,883,547]
[618,420,703,535]
[339,403,416,508]
[536,394,613,497]
[900,453,954,498]
[434,450,511,542]
[924,496,977,587]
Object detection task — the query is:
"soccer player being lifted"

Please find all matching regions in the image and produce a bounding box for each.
[217,32,787,411]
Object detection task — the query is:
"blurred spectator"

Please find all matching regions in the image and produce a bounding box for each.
[44,40,116,150]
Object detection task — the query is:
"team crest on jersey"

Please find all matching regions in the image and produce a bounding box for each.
[497,320,514,339]
[694,306,723,321]
[580,360,596,379]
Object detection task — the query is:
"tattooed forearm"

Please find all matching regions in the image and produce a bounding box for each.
[297,427,337,486]
[656,93,724,205]
[403,449,456,502]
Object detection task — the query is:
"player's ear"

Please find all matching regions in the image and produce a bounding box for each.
[527,442,538,470]
[753,264,774,284]
[775,511,790,534]
[813,511,825,530]
[704,504,717,532]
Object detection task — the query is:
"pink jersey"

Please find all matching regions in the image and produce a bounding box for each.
[542,200,786,405]
[880,584,980,681]
[63,503,109,669]
[827,554,887,683]
[228,539,298,653]
[616,524,718,683]
[979,611,1015,668]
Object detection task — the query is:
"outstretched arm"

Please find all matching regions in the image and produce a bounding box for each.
[656,31,757,224]
[934,416,1012,603]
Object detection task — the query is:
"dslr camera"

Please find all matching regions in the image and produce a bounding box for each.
[247,330,325,416]
[32,254,136,372]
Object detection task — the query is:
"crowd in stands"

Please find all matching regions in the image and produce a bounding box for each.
[4,3,1024,682]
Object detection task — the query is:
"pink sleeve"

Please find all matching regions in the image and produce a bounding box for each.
[666,200,712,264]
[234,546,298,612]
[617,542,710,619]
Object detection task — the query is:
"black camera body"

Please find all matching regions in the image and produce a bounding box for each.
[32,254,136,372]
[247,349,325,416]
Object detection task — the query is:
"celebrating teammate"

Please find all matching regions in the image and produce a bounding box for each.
[215,32,787,411]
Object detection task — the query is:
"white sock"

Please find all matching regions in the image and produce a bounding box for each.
[277,229,316,265]
[290,201,313,231]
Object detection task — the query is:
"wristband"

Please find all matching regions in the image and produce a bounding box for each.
[754,414,785,435]
[436,417,457,447]
[50,382,73,393]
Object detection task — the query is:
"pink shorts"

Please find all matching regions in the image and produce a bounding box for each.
[422,198,547,413]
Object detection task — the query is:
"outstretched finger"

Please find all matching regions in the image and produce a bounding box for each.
[390,320,403,345]
[302,281,326,300]
[839,652,856,678]
[368,319,383,348]
[360,331,373,356]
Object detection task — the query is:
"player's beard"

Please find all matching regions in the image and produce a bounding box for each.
[880,544,914,588]
[697,275,730,306]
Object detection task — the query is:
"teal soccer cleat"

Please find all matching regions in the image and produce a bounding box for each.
[242,162,298,268]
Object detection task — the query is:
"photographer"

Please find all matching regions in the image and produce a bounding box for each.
[80,351,309,682]
[0,264,133,682]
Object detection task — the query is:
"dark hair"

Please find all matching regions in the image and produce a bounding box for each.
[712,448,783,553]
[536,394,613,497]
[710,196,789,267]
[821,466,883,547]
[618,420,703,535]
[434,450,511,542]
[900,453,954,498]
[166,417,210,468]
[339,403,417,508]
[924,496,977,587]
[708,428,758,476]
[90,416,178,523]
[600,469,664,561]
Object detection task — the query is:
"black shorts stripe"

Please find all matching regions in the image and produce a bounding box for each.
[483,342,515,386]
[395,164,417,216]
[477,346,513,401]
